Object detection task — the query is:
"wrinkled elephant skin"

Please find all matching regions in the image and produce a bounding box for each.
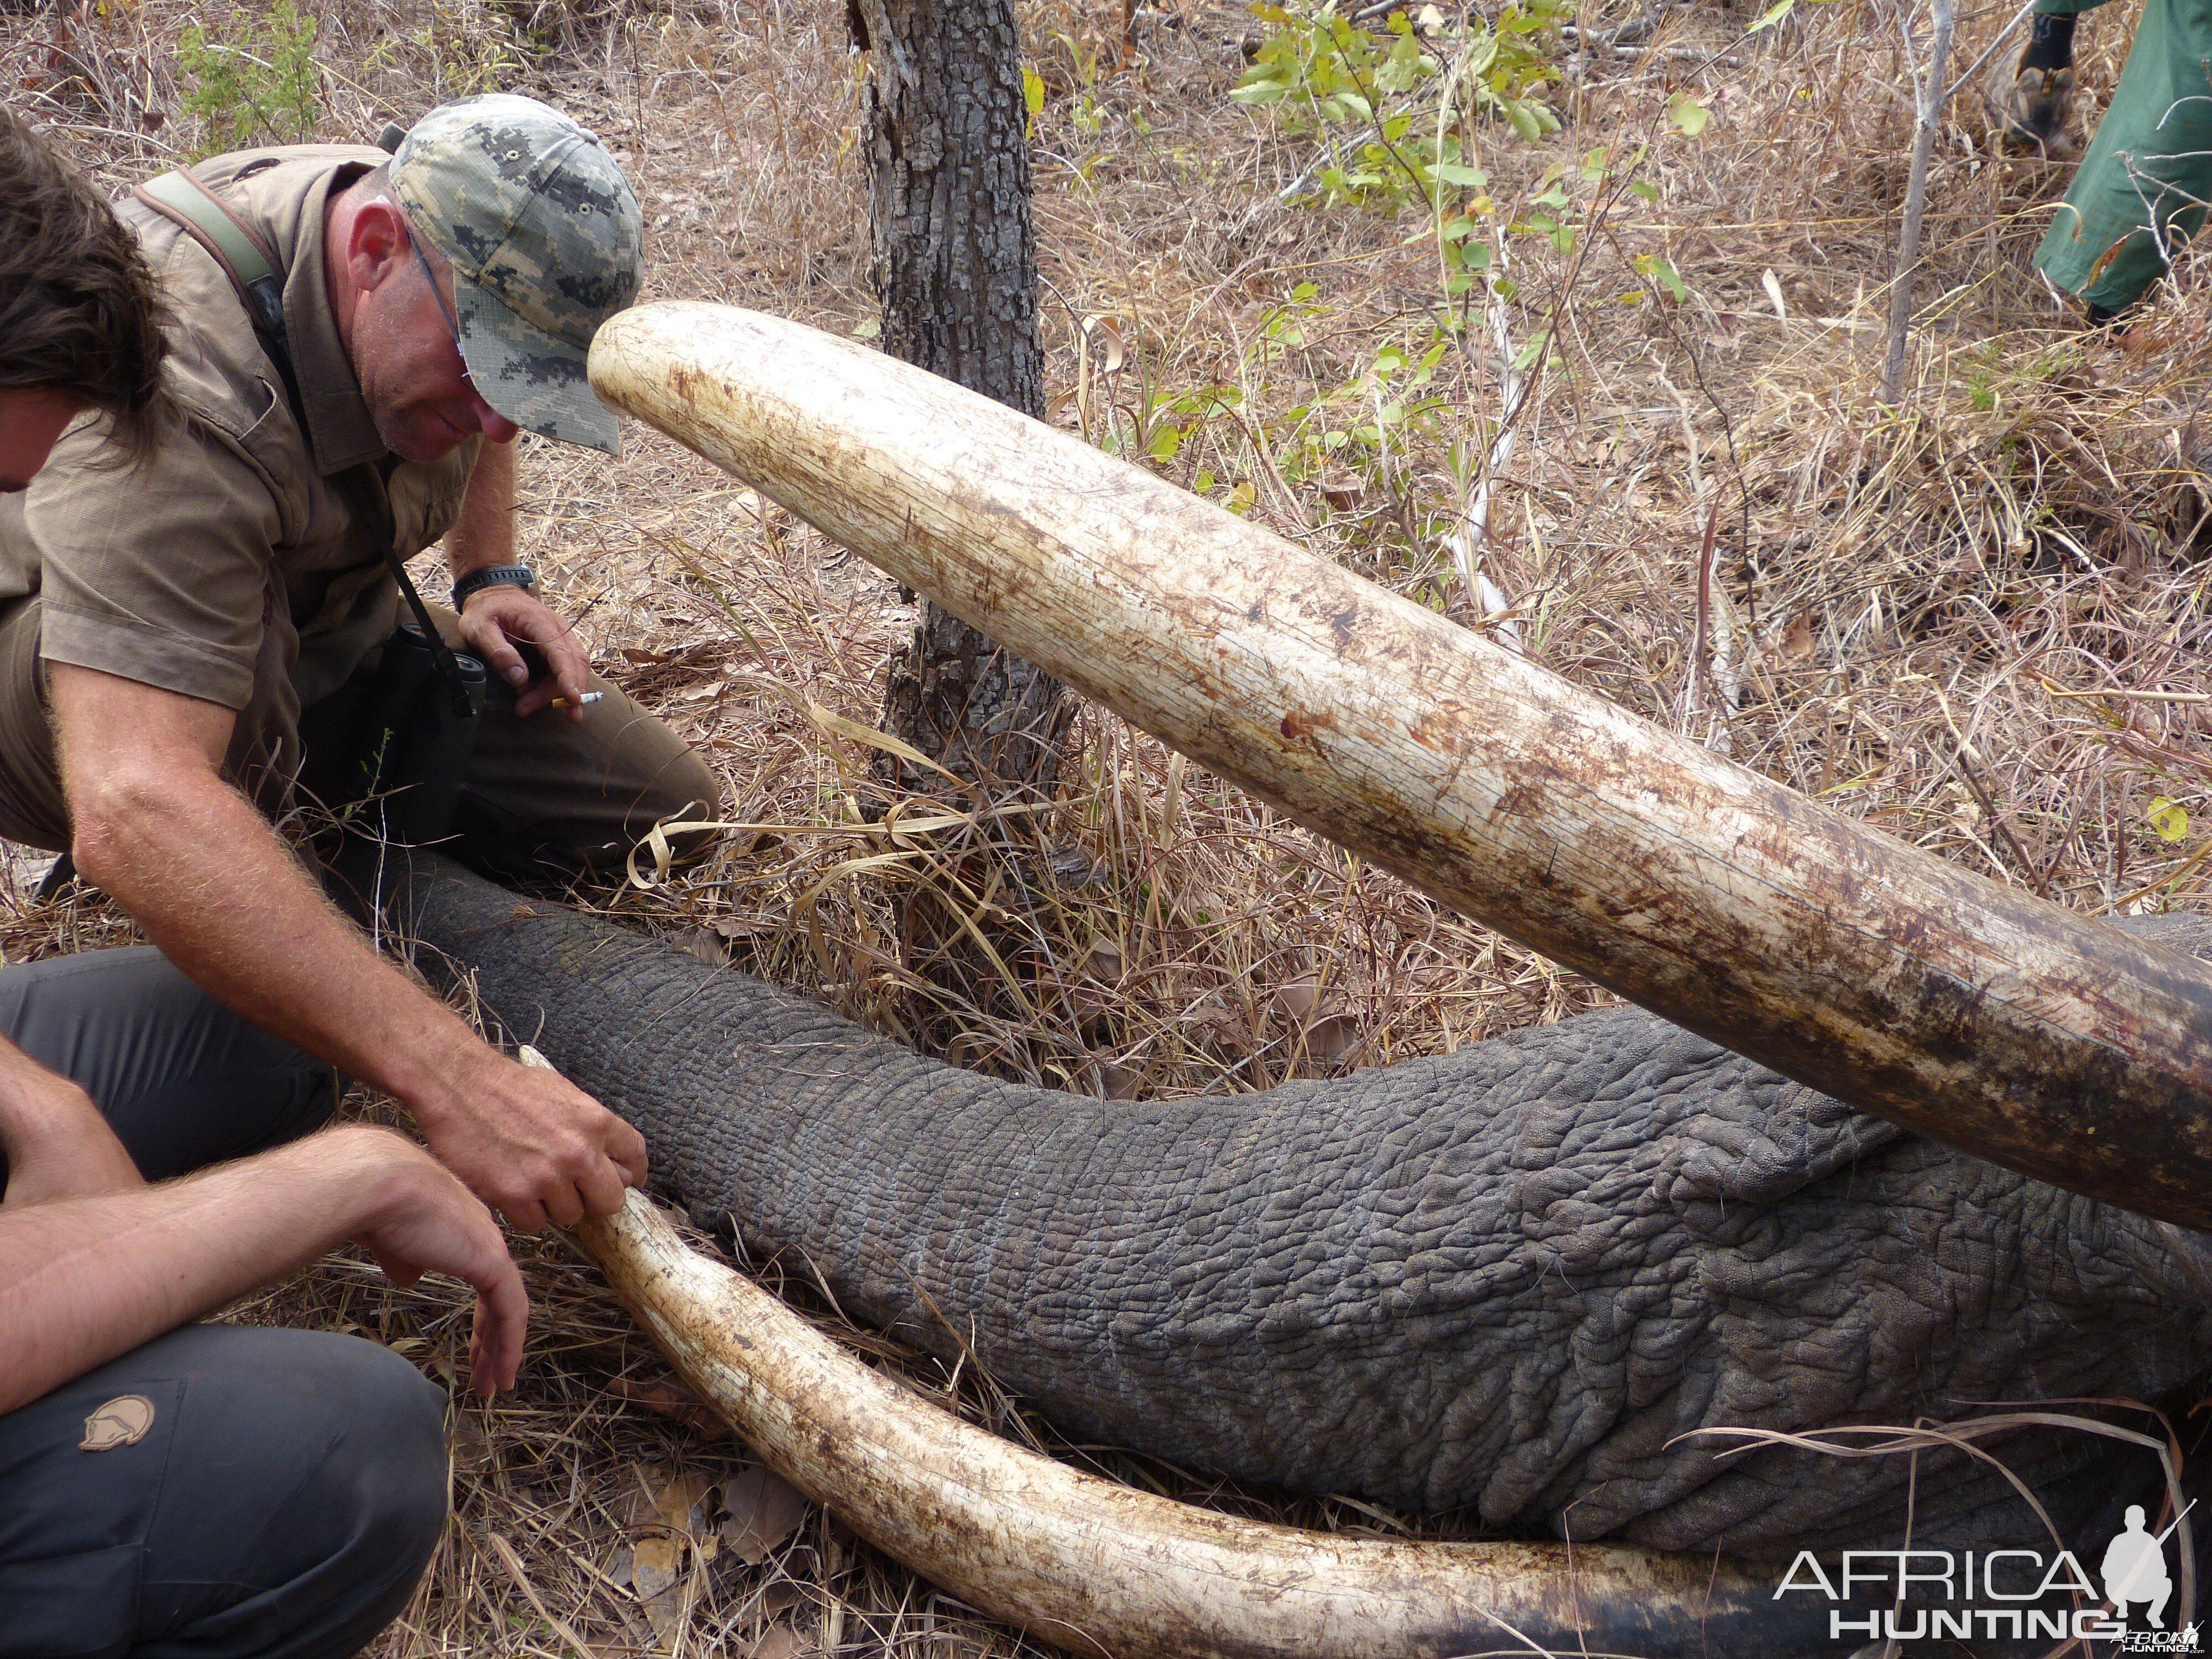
[394,858,2212,1572]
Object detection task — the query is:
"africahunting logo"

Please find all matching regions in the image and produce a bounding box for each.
[1776,1503,2200,1651]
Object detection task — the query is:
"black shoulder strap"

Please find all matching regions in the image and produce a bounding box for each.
[134,168,476,717]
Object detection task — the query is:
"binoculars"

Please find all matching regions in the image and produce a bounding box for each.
[343,622,488,846]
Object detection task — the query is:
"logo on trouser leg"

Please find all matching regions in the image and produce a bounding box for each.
[79,1395,155,1451]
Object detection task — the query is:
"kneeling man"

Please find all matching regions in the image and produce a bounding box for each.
[0,92,721,1227]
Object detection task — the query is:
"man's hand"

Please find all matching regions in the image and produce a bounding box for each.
[49,660,649,1235]
[0,1060,142,1209]
[351,1129,529,1394]
[0,1121,531,1411]
[456,585,592,722]
[1994,62,2075,155]
[414,1050,646,1233]
[442,432,588,722]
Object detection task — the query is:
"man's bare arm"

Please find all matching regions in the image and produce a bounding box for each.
[445,432,517,577]
[49,660,646,1229]
[445,438,589,720]
[0,1037,140,1207]
[0,1121,526,1415]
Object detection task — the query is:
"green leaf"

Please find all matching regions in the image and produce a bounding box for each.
[2149,796,2191,843]
[1146,424,1185,461]
[1747,0,1796,30]
[1635,252,1689,302]
[1630,178,1661,202]
[1667,93,1712,137]
[1024,65,1046,115]
[1432,160,1488,187]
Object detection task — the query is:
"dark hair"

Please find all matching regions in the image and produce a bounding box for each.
[0,110,172,457]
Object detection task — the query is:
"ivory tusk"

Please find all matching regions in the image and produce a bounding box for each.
[575,1188,1815,1658]
[587,302,2212,1228]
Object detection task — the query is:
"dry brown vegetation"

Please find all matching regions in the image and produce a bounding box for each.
[5,0,2209,1650]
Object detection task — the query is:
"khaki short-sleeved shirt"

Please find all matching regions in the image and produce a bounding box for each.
[0,144,478,732]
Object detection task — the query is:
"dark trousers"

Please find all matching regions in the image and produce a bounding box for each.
[0,598,721,885]
[0,947,336,1187]
[0,950,448,1658]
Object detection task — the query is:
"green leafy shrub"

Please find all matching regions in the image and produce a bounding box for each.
[1232,0,1563,208]
[178,0,321,156]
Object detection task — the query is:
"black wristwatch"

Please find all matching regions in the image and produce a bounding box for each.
[451,564,535,608]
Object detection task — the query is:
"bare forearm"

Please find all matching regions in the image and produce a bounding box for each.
[445,436,516,578]
[71,766,483,1112]
[51,661,646,1230]
[0,1125,404,1414]
[0,1039,139,1206]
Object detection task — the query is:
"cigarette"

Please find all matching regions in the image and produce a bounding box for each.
[549,692,606,708]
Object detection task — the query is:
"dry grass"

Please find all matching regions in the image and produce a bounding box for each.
[5,0,2209,1651]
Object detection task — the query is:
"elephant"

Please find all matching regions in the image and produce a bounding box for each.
[378,303,2212,1655]
[390,854,2212,1602]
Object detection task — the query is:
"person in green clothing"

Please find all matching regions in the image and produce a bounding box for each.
[1995,0,2212,322]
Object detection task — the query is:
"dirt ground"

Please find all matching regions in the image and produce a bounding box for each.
[4,0,2209,1651]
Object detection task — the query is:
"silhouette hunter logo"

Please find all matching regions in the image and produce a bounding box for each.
[2105,1506,2172,1628]
[2099,1505,2201,1653]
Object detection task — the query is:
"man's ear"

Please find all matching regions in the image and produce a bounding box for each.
[344,199,411,296]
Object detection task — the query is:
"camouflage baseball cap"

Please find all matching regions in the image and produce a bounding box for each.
[388,93,643,454]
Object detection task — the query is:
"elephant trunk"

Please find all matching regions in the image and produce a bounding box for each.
[586,302,2212,1229]
[382,853,2212,1581]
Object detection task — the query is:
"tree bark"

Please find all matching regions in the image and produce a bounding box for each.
[854,0,1068,799]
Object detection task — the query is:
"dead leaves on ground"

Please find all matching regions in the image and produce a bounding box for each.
[608,1460,812,1650]
[720,1465,812,1564]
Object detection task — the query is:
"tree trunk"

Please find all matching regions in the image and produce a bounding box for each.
[853,0,1068,800]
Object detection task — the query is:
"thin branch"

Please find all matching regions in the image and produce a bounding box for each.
[1881,0,1956,405]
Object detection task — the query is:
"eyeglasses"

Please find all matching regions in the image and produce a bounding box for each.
[411,237,474,387]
